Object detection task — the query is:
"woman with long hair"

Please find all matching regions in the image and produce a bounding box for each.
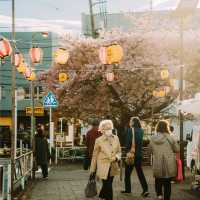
[122,117,149,197]
[150,120,179,200]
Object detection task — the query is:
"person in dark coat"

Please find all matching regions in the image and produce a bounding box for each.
[85,119,101,166]
[35,125,50,178]
[121,117,149,197]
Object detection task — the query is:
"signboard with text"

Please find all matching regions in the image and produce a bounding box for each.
[26,107,44,116]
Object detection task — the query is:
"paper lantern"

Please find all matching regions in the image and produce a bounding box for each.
[17,62,27,74]
[158,90,166,97]
[0,38,12,58]
[24,67,32,78]
[153,89,166,98]
[54,48,69,65]
[29,47,43,63]
[163,86,170,94]
[106,72,114,82]
[153,90,158,97]
[99,47,107,65]
[99,44,123,65]
[14,52,23,67]
[59,73,68,82]
[161,69,169,80]
[27,71,36,81]
[107,44,123,64]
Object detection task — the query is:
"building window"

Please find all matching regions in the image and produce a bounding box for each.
[24,87,30,99]
[34,86,44,99]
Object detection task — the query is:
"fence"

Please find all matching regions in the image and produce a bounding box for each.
[55,146,152,166]
[14,149,33,190]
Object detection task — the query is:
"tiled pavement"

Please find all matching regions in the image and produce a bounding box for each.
[26,164,198,200]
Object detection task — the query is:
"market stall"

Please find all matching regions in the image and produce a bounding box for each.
[178,95,200,191]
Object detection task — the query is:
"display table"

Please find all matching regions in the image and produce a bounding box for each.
[0,158,11,200]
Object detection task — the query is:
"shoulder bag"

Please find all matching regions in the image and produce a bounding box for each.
[125,128,135,165]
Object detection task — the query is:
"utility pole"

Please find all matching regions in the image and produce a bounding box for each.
[179,16,185,178]
[88,0,96,38]
[11,0,16,197]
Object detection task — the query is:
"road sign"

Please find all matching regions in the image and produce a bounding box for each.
[43,91,58,108]
[26,107,44,116]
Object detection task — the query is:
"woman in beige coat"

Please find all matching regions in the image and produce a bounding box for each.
[150,120,179,200]
[90,120,121,200]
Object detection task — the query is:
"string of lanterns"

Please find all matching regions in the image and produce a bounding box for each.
[0,36,175,99]
[0,36,70,83]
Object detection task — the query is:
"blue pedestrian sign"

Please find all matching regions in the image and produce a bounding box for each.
[43,91,58,108]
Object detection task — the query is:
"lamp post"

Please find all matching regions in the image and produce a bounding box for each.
[11,0,16,198]
[29,32,47,178]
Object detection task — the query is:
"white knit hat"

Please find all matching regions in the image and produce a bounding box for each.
[99,120,113,133]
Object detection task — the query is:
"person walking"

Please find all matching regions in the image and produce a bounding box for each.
[85,119,101,167]
[150,120,179,200]
[90,120,121,200]
[121,117,149,197]
[35,125,50,179]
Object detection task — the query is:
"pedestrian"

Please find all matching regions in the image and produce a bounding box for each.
[121,117,149,197]
[90,120,121,200]
[85,119,101,168]
[35,125,50,179]
[150,120,179,200]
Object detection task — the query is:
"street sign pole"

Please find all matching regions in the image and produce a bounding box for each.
[43,92,58,164]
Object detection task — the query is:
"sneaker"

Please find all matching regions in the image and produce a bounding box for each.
[157,195,163,199]
[141,191,150,197]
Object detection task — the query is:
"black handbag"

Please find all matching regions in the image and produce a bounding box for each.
[85,178,97,198]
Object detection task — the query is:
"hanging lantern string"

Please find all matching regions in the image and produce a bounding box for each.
[53,66,178,72]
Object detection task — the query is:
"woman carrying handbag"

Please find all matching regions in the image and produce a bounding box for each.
[121,117,149,197]
[150,120,179,200]
[89,120,121,200]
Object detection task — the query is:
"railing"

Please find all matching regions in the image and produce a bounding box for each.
[55,146,152,166]
[55,146,86,164]
[14,150,33,189]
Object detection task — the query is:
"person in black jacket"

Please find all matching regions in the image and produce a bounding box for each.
[121,117,149,197]
[35,125,50,179]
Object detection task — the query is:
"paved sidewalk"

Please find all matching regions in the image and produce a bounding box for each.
[26,164,198,200]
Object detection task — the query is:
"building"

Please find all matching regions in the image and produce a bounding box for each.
[0,32,53,144]
[82,8,200,36]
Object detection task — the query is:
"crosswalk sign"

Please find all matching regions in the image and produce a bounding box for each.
[43,91,58,108]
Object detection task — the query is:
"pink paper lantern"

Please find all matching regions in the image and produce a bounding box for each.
[14,52,23,67]
[0,38,12,58]
[29,47,43,63]
[99,47,107,64]
[106,72,114,82]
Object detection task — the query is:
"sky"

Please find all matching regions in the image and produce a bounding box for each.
[0,0,198,34]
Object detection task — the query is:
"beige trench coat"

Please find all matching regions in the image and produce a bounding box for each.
[90,134,121,180]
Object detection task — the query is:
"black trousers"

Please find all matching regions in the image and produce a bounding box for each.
[40,164,48,178]
[124,159,148,193]
[99,171,114,200]
[155,178,171,200]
